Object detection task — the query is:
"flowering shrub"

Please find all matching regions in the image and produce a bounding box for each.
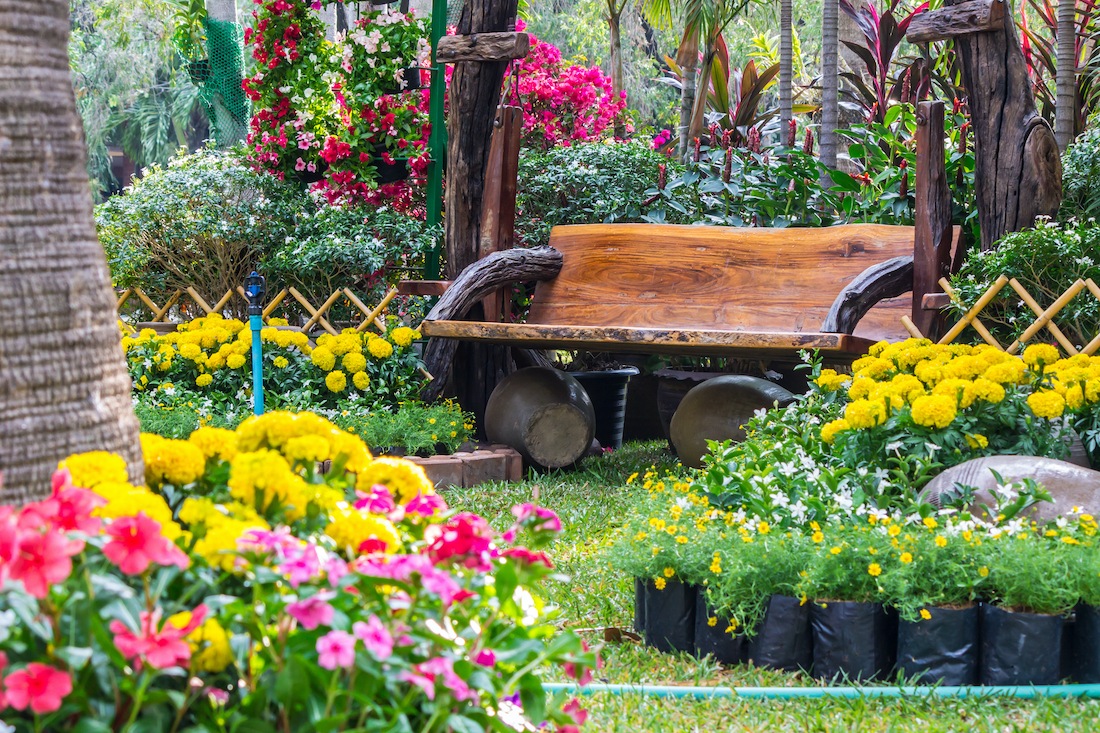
[0,411,597,731]
[122,314,426,420]
[514,19,631,149]
[243,1,431,209]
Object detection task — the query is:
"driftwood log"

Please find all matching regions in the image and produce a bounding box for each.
[420,246,564,401]
[906,0,1003,44]
[821,256,914,335]
[938,0,1061,250]
[912,101,955,339]
[436,32,530,63]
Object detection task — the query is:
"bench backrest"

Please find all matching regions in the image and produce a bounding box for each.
[531,223,916,343]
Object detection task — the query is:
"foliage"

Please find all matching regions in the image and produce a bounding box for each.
[122,314,427,415]
[0,412,597,731]
[1020,0,1100,138]
[242,1,431,209]
[514,19,632,148]
[134,397,236,440]
[1060,125,1100,221]
[334,401,475,455]
[515,140,678,246]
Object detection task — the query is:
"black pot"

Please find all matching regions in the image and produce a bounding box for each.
[746,594,813,672]
[810,601,897,682]
[633,577,646,633]
[980,604,1063,686]
[694,587,746,664]
[896,605,979,686]
[290,158,329,186]
[378,66,423,94]
[623,370,665,441]
[644,578,696,655]
[1071,604,1100,683]
[571,367,638,450]
[374,154,409,184]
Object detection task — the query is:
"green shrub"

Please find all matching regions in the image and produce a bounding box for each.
[1060,123,1100,222]
[515,141,672,246]
[334,401,474,455]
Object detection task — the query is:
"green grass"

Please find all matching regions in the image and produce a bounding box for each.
[449,442,1100,731]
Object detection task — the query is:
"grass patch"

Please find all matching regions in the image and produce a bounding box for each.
[449,441,1100,730]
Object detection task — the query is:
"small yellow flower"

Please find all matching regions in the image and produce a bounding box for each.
[811,531,824,543]
[979,566,989,577]
[708,617,718,627]
[757,521,770,535]
[923,516,938,529]
[663,567,675,578]
[626,472,639,484]
[935,535,947,547]
[675,535,688,544]
[830,546,842,555]
[888,525,901,537]
[900,552,913,564]
[868,563,882,577]
[920,609,932,620]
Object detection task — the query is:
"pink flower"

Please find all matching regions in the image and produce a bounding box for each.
[0,506,22,585]
[424,513,494,571]
[316,630,357,670]
[562,698,588,726]
[103,513,188,575]
[325,556,349,587]
[502,547,554,568]
[295,157,307,171]
[562,641,600,687]
[405,492,447,517]
[238,526,300,557]
[110,605,207,670]
[352,614,393,660]
[511,503,562,533]
[7,528,84,598]
[3,663,72,714]
[474,649,496,667]
[0,651,8,710]
[417,656,474,702]
[396,670,435,699]
[278,543,322,588]
[18,470,106,534]
[353,484,395,514]
[286,592,335,630]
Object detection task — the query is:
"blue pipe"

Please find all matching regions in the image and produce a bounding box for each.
[543,682,1100,699]
[250,313,264,415]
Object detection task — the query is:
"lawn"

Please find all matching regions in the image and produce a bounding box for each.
[449,442,1100,732]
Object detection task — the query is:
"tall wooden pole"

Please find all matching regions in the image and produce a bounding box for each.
[912,101,954,339]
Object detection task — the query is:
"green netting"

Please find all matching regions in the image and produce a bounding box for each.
[447,0,464,27]
[176,17,250,148]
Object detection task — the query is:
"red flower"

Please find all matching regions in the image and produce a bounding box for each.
[425,513,494,571]
[4,662,72,714]
[19,469,106,534]
[103,512,188,575]
[501,547,553,568]
[109,604,207,670]
[7,527,83,598]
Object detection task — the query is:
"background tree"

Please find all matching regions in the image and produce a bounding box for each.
[1056,0,1077,150]
[607,0,629,137]
[779,0,792,139]
[0,0,143,503]
[820,0,839,177]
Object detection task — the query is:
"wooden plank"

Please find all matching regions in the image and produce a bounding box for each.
[211,289,234,314]
[912,101,954,339]
[420,320,875,360]
[436,32,530,63]
[532,223,919,343]
[398,280,452,296]
[906,0,1003,44]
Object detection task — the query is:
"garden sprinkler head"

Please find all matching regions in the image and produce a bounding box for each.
[245,272,266,317]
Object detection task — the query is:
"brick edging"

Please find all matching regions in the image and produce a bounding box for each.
[405,445,524,490]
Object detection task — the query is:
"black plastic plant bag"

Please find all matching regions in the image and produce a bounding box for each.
[634,577,646,633]
[810,601,897,681]
[644,579,696,654]
[694,587,746,664]
[896,605,979,686]
[746,594,813,672]
[980,604,1063,686]
[1071,604,1100,683]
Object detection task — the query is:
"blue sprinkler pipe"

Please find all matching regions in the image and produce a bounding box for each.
[543,682,1100,699]
[245,271,266,415]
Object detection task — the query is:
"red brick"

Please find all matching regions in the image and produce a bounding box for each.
[462,452,507,487]
[409,455,463,491]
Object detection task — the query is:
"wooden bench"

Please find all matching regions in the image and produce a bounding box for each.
[418,221,961,393]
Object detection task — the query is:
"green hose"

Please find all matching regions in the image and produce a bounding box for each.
[543,682,1100,699]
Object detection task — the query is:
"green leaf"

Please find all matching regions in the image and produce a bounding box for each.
[55,646,94,670]
[73,720,113,733]
[233,720,277,733]
[446,715,486,733]
[883,104,903,127]
[275,655,312,710]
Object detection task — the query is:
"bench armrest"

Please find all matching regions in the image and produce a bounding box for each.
[821,255,913,335]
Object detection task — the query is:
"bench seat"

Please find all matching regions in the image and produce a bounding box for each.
[420,320,878,361]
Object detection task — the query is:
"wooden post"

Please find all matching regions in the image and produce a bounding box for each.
[912,100,954,340]
[911,0,1061,250]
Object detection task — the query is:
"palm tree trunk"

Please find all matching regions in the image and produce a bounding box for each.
[677,28,700,161]
[1056,0,1076,151]
[779,0,793,143]
[820,0,839,181]
[608,0,626,138]
[0,0,143,503]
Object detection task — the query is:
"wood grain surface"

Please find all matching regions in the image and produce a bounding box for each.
[527,223,918,342]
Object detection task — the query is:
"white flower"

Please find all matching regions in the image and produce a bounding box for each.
[885,440,903,454]
[925,442,942,456]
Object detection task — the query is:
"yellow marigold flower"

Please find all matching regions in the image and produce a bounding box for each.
[970,377,1006,404]
[59,451,128,489]
[273,356,289,369]
[179,497,221,526]
[910,394,957,429]
[847,376,876,401]
[900,552,913,564]
[965,433,989,450]
[868,563,882,577]
[326,370,348,393]
[979,566,989,577]
[342,352,367,374]
[853,356,894,380]
[920,609,932,620]
[368,338,394,359]
[326,507,401,553]
[193,373,212,388]
[935,535,948,547]
[144,436,206,487]
[815,369,849,392]
[869,341,889,357]
[188,427,238,463]
[330,334,361,356]
[1066,384,1085,410]
[356,456,434,504]
[311,346,336,371]
[983,360,1026,385]
[830,546,843,555]
[353,371,371,390]
[654,577,667,590]
[392,326,418,347]
[923,516,938,529]
[889,374,926,401]
[708,617,718,627]
[914,359,947,386]
[820,418,850,444]
[228,449,297,514]
[663,567,675,578]
[226,353,246,370]
[932,378,977,409]
[1028,390,1066,419]
[284,435,330,464]
[179,343,202,360]
[844,398,887,430]
[1023,343,1061,369]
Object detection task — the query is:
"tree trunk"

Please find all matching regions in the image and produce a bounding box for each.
[779,0,793,142]
[608,2,626,139]
[0,0,143,503]
[949,0,1062,250]
[820,0,839,180]
[677,28,699,161]
[1056,0,1076,151]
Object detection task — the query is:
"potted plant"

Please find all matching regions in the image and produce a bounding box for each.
[557,351,639,450]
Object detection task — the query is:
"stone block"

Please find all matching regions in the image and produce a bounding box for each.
[410,455,463,491]
[462,452,507,487]
[492,447,525,481]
